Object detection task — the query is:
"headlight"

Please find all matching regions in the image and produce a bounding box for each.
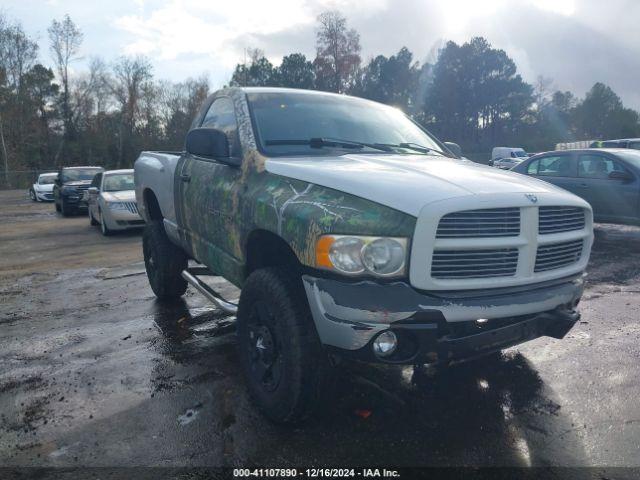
[107,202,128,211]
[316,235,408,278]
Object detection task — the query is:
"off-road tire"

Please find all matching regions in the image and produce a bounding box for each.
[142,220,188,300]
[237,267,330,424]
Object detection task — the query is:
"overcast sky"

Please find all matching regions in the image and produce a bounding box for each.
[3,0,639,108]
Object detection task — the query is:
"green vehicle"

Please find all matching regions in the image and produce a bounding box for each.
[134,87,593,423]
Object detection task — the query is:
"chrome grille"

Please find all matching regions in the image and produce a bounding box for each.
[436,208,520,238]
[431,248,518,279]
[123,202,139,215]
[539,206,585,234]
[535,240,583,272]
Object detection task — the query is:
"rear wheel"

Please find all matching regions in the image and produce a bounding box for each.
[237,267,329,424]
[142,220,188,299]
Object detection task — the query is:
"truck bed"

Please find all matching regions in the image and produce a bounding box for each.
[134,151,182,242]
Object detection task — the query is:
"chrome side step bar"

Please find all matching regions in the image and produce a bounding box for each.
[181,268,238,314]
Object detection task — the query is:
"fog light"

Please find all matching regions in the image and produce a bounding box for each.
[372,330,398,357]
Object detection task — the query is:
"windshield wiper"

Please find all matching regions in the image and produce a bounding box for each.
[265,138,394,153]
[375,142,452,157]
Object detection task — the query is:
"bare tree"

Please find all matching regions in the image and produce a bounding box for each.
[534,75,555,108]
[48,14,83,151]
[0,16,38,183]
[314,10,361,93]
[110,55,152,166]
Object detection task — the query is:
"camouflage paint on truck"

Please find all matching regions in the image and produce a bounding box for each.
[178,89,416,287]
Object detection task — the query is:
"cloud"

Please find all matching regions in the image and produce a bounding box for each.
[16,0,634,108]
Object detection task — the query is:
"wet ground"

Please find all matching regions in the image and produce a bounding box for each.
[1,189,640,468]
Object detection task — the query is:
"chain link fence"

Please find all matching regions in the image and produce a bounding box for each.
[0,169,59,191]
[0,153,491,191]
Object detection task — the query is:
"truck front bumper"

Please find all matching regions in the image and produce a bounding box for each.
[302,274,584,364]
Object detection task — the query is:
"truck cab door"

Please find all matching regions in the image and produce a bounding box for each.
[177,96,243,272]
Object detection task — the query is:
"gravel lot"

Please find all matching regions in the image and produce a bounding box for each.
[1,189,640,468]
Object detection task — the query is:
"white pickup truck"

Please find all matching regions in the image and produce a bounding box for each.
[135,87,594,423]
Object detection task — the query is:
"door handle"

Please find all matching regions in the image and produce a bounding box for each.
[180,174,191,183]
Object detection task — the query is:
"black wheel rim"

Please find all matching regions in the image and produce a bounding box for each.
[247,301,283,392]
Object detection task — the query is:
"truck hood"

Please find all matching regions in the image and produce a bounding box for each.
[266,154,567,216]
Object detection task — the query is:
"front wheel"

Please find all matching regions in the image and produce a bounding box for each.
[60,200,72,217]
[237,267,329,424]
[29,189,37,202]
[142,220,188,299]
[89,208,99,226]
[99,210,114,236]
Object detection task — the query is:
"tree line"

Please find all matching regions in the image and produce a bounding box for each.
[1,10,639,184]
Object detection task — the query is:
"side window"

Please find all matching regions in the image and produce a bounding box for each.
[537,155,572,177]
[201,97,240,156]
[527,160,539,175]
[578,154,623,179]
[629,141,640,150]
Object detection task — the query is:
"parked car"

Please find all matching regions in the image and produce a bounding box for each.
[589,138,640,150]
[86,169,144,236]
[512,148,640,226]
[490,147,528,168]
[54,166,104,216]
[135,87,593,423]
[29,172,57,202]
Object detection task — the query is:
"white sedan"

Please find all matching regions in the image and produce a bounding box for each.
[29,172,57,202]
[86,169,145,236]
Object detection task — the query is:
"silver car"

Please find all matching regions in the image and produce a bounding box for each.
[87,169,144,235]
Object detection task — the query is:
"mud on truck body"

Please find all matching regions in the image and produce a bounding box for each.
[135,87,594,423]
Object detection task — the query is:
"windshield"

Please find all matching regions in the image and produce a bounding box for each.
[103,173,135,192]
[61,168,102,182]
[38,175,56,185]
[514,150,528,157]
[246,91,444,157]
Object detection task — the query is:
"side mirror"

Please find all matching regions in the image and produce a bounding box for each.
[443,142,462,158]
[608,170,633,182]
[186,128,234,162]
[88,187,99,194]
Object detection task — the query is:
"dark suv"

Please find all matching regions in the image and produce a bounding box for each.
[54,166,104,216]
